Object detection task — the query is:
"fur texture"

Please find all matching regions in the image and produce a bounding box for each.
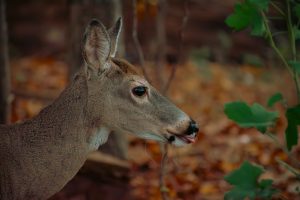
[0,18,197,200]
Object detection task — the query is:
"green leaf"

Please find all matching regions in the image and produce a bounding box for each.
[267,93,283,107]
[225,0,268,36]
[288,60,300,73]
[250,12,266,36]
[226,3,253,31]
[285,105,300,151]
[224,161,278,200]
[224,187,256,200]
[257,179,279,199]
[224,101,279,133]
[248,0,270,11]
[294,4,300,19]
[259,179,273,188]
[225,161,263,187]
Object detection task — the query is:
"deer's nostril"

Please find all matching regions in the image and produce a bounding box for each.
[186,120,199,135]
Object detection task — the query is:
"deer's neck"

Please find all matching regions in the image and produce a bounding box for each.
[25,73,90,150]
[2,73,110,199]
[25,73,109,151]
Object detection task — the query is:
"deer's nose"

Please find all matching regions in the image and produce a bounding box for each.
[186,119,199,135]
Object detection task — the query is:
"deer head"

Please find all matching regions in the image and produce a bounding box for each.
[83,18,199,147]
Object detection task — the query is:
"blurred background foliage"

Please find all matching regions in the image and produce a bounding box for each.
[1,0,299,199]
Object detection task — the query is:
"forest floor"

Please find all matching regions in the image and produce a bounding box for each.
[10,56,300,200]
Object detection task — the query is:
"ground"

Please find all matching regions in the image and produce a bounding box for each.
[10,56,300,199]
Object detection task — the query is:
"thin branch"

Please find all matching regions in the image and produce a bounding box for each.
[270,1,285,17]
[265,132,300,168]
[163,0,190,93]
[261,12,293,75]
[132,0,151,82]
[159,1,190,199]
[266,132,289,155]
[276,158,300,180]
[159,144,169,200]
[285,0,300,103]
[286,0,297,61]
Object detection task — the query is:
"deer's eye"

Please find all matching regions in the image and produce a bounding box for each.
[132,86,147,97]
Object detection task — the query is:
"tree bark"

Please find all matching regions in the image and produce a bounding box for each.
[96,0,128,160]
[155,0,167,89]
[0,0,10,124]
[68,0,127,160]
[68,1,82,80]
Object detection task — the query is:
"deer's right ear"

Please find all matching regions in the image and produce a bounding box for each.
[83,19,111,74]
[108,17,122,58]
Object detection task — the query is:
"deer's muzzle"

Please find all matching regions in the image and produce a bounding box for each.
[166,119,199,146]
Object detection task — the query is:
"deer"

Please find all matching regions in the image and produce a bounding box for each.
[0,18,199,200]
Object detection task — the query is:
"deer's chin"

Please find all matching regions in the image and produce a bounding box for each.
[168,133,197,147]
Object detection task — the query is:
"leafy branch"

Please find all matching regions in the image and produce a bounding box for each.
[224,161,279,200]
[224,0,300,199]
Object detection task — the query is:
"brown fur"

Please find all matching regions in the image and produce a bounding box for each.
[0,75,90,200]
[0,18,196,200]
[111,58,141,75]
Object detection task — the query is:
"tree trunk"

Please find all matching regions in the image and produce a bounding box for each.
[68,1,82,79]
[68,0,127,160]
[155,0,167,89]
[96,0,128,160]
[0,0,10,124]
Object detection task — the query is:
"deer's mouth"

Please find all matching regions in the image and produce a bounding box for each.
[166,130,197,146]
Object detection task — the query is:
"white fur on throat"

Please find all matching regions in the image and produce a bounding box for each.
[88,127,110,151]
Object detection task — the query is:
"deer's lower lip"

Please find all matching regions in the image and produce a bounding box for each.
[167,130,196,144]
[176,135,196,143]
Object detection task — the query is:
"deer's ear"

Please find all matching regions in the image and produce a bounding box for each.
[83,19,111,72]
[108,17,122,58]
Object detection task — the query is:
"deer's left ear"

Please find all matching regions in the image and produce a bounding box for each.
[83,19,111,72]
[108,17,122,58]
